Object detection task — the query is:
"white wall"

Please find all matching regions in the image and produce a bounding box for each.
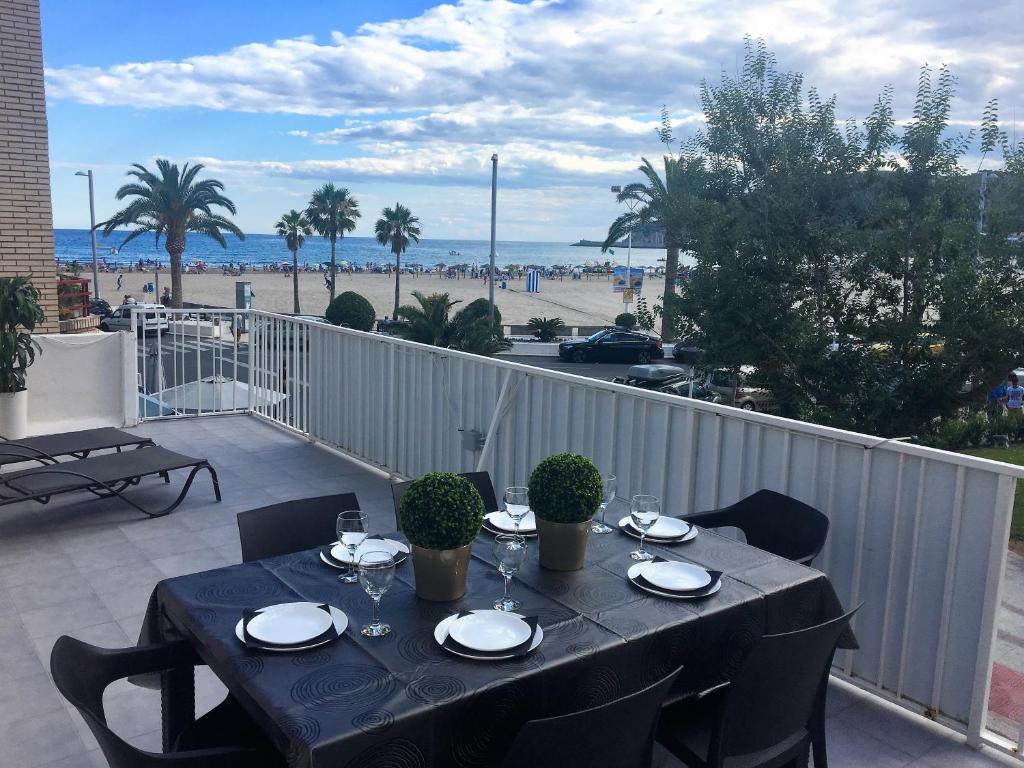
[25,332,136,435]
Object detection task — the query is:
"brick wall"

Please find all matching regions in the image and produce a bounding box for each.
[0,0,58,332]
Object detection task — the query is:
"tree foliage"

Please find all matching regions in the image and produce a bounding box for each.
[0,277,44,393]
[275,210,312,314]
[394,292,511,355]
[307,184,360,302]
[374,203,421,316]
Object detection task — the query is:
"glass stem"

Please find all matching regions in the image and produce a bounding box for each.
[503,574,511,601]
[372,597,381,626]
[639,532,646,555]
[599,503,607,524]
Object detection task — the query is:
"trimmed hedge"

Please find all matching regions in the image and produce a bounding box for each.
[528,453,603,524]
[399,472,484,549]
[325,291,376,331]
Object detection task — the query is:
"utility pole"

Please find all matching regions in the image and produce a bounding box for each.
[488,154,498,326]
[75,170,100,299]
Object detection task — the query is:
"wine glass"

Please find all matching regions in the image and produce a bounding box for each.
[492,534,527,611]
[358,551,395,637]
[336,510,367,584]
[590,474,617,534]
[629,495,660,561]
[504,486,530,536]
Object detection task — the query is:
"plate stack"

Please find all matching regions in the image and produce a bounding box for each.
[435,609,543,660]
[627,560,722,600]
[235,602,348,651]
[617,515,697,545]
[482,511,538,538]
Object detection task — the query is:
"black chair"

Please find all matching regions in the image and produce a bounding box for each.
[656,606,860,768]
[236,492,360,562]
[50,636,284,767]
[390,471,499,531]
[500,664,684,768]
[686,489,829,565]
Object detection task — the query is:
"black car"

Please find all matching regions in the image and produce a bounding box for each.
[671,339,705,364]
[558,328,663,363]
[613,364,723,403]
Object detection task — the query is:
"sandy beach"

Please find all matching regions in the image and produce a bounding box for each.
[94,270,637,326]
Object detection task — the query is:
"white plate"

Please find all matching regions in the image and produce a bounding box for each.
[617,516,697,543]
[486,510,537,533]
[638,561,712,592]
[628,516,690,539]
[434,610,544,660]
[627,564,722,600]
[329,538,410,564]
[448,610,533,652]
[241,602,338,646]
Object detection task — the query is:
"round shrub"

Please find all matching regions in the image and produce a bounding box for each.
[325,291,376,331]
[456,297,501,327]
[615,312,636,329]
[399,472,485,549]
[528,453,603,524]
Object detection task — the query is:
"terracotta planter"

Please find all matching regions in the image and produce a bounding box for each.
[536,518,591,571]
[410,543,473,601]
[0,390,28,439]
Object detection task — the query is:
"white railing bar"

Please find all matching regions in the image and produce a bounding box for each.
[897,460,929,699]
[844,449,873,676]
[931,466,966,707]
[878,452,906,690]
[780,430,792,494]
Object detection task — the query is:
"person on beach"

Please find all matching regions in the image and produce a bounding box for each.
[116,273,124,291]
[161,286,171,304]
[123,294,136,306]
[1002,373,1024,415]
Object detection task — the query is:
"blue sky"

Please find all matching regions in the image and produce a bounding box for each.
[41,0,1023,241]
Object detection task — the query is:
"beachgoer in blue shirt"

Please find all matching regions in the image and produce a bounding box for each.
[1001,373,1024,414]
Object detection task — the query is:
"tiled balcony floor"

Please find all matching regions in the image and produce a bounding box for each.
[0,415,1015,768]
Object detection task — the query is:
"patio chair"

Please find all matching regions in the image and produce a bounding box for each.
[499,663,684,768]
[390,470,498,531]
[656,605,860,768]
[50,636,285,768]
[0,446,219,518]
[686,488,829,565]
[236,492,361,562]
[0,426,155,469]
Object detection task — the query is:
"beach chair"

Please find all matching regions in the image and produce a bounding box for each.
[0,427,155,469]
[0,446,220,518]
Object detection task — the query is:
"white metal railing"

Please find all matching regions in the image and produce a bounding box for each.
[141,309,1024,753]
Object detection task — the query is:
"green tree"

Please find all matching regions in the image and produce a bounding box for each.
[394,291,458,346]
[275,210,312,314]
[527,317,564,342]
[98,159,243,308]
[307,183,360,302]
[374,203,421,316]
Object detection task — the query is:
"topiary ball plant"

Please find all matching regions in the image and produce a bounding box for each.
[615,312,636,329]
[399,472,485,550]
[325,291,376,331]
[528,453,603,524]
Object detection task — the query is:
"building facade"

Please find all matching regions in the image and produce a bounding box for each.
[0,0,58,332]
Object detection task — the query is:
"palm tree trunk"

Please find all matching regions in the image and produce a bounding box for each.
[165,232,185,309]
[292,247,300,314]
[393,247,401,317]
[660,243,680,341]
[329,236,337,302]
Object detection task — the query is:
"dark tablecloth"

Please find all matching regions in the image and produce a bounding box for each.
[141,525,852,768]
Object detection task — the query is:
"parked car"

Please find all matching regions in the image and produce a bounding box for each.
[671,340,705,365]
[700,367,778,412]
[98,303,169,335]
[558,328,663,363]
[613,364,723,403]
[88,297,112,317]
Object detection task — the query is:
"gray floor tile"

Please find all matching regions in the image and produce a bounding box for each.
[8,578,100,614]
[0,671,67,726]
[38,749,109,768]
[19,595,117,639]
[0,555,81,590]
[838,698,944,758]
[67,538,149,574]
[0,707,87,767]
[824,717,916,768]
[151,547,227,579]
[910,737,1017,768]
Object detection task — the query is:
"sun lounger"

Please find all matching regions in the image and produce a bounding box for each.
[0,446,220,518]
[0,427,155,469]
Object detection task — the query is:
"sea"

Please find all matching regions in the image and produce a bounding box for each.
[53,229,670,272]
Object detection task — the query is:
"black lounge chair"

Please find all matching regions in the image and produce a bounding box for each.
[236,492,361,562]
[687,488,830,566]
[0,446,220,518]
[390,470,498,531]
[0,426,155,468]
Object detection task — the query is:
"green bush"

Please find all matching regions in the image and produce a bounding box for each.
[456,297,501,327]
[615,312,636,329]
[527,316,564,342]
[528,453,603,524]
[399,472,484,549]
[325,291,376,331]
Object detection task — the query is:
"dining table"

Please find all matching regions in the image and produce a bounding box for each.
[138,520,855,768]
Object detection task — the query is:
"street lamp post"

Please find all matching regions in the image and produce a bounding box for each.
[74,170,100,300]
[488,154,498,326]
[610,186,638,312]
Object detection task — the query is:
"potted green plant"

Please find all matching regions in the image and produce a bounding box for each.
[0,277,44,439]
[399,472,485,601]
[528,453,603,571]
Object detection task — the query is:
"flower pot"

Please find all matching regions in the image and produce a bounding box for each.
[0,390,28,440]
[536,518,591,571]
[410,543,473,601]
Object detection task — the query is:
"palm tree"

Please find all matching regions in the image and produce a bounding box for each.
[394,292,459,346]
[374,203,421,316]
[306,183,360,302]
[98,159,243,308]
[275,210,312,314]
[603,154,706,341]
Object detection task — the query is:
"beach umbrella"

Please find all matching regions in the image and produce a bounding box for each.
[156,375,286,414]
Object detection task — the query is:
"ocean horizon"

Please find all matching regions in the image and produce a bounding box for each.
[53,228,672,271]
